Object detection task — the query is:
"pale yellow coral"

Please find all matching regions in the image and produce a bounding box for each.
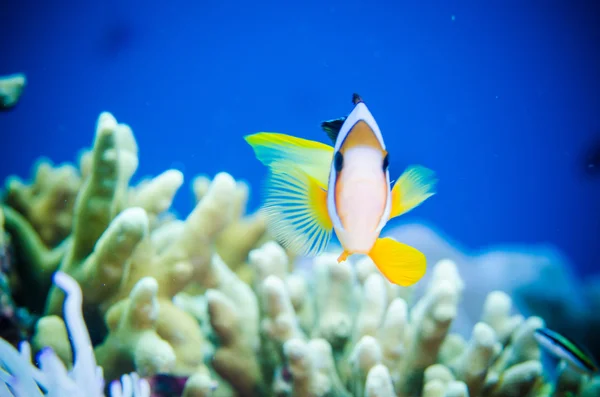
[355,274,388,341]
[283,338,349,397]
[261,275,304,344]
[127,169,184,227]
[31,315,72,367]
[46,206,149,315]
[5,160,81,246]
[206,289,264,396]
[489,360,543,397]
[451,322,498,395]
[397,266,461,395]
[346,335,383,395]
[481,291,524,344]
[378,297,408,375]
[94,277,176,379]
[312,254,356,350]
[193,174,268,276]
[365,364,395,397]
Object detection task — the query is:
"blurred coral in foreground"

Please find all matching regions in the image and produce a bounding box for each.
[1,111,599,396]
[0,270,148,396]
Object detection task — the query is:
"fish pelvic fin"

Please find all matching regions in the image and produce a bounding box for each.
[368,237,426,286]
[262,163,333,257]
[390,165,437,219]
[337,250,350,262]
[244,132,333,188]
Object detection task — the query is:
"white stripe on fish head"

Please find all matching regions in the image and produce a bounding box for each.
[327,101,392,251]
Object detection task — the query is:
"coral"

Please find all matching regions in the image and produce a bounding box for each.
[0,73,26,109]
[206,288,263,396]
[4,159,81,247]
[1,205,64,310]
[93,277,177,380]
[1,111,268,394]
[192,174,269,280]
[0,207,37,346]
[386,223,600,373]
[237,241,600,397]
[0,271,148,396]
[2,109,599,397]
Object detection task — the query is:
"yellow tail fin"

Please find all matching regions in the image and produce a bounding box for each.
[390,165,437,219]
[368,237,426,286]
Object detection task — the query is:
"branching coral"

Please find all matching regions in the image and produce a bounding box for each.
[2,110,598,397]
[1,111,268,394]
[192,174,269,281]
[4,159,80,247]
[241,241,600,397]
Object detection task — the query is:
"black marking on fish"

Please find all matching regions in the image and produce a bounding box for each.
[321,117,346,143]
[321,94,365,143]
[334,151,344,173]
[382,152,389,171]
[352,93,363,105]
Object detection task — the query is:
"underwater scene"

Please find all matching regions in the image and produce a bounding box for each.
[1,1,599,396]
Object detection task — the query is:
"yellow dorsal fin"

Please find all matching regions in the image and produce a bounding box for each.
[368,237,426,286]
[245,132,333,188]
[390,165,437,219]
[262,162,333,257]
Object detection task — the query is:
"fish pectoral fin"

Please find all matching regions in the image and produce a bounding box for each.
[368,237,426,286]
[390,165,438,219]
[263,164,333,257]
[244,132,334,188]
[320,117,347,143]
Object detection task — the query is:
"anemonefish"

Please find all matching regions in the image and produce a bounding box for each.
[244,94,437,286]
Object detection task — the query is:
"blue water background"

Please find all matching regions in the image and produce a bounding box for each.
[1,1,598,275]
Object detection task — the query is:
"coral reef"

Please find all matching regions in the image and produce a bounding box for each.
[385,224,600,367]
[0,73,26,110]
[1,111,599,396]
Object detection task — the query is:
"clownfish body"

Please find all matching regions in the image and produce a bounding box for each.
[245,94,437,286]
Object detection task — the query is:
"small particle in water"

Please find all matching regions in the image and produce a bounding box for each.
[451,15,456,21]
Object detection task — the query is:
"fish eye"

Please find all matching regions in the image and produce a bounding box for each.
[382,153,389,171]
[334,151,344,172]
